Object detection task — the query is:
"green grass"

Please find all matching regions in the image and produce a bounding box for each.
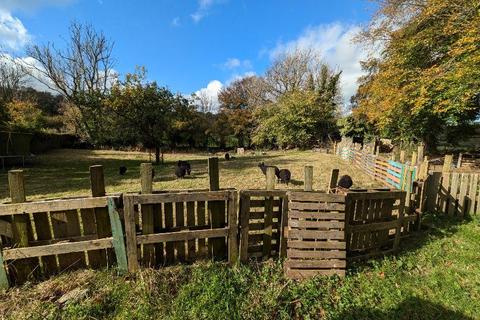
[0,149,381,202]
[1,214,478,319]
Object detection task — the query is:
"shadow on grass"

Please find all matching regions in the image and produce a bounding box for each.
[334,297,474,320]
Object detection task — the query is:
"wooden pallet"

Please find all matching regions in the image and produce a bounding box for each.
[284,192,346,280]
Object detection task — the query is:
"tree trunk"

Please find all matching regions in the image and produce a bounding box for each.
[155,146,160,164]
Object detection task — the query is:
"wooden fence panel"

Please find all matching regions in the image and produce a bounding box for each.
[124,190,236,269]
[238,190,287,262]
[345,191,406,260]
[284,191,346,280]
[0,196,126,287]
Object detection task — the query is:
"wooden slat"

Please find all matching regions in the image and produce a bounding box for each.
[50,210,85,270]
[107,198,128,273]
[227,192,238,264]
[240,190,287,197]
[448,173,459,216]
[288,229,344,240]
[3,238,113,260]
[132,191,229,205]
[458,174,469,218]
[288,220,344,229]
[349,220,398,232]
[175,202,186,262]
[467,174,478,216]
[287,240,345,249]
[288,210,344,220]
[279,196,288,259]
[0,219,12,238]
[262,196,273,259]
[287,249,346,259]
[32,212,57,275]
[186,201,196,261]
[153,204,164,265]
[164,202,175,263]
[289,202,346,211]
[136,228,229,245]
[123,195,138,272]
[141,203,155,267]
[196,201,207,258]
[239,195,250,262]
[0,197,109,216]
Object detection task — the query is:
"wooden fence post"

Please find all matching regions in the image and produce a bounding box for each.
[410,152,417,167]
[8,170,34,282]
[107,198,128,274]
[304,166,313,191]
[399,150,405,163]
[443,155,453,173]
[208,157,225,260]
[457,153,463,168]
[328,169,339,193]
[263,167,276,259]
[266,167,276,190]
[227,191,238,265]
[417,144,424,165]
[89,165,111,266]
[140,163,155,267]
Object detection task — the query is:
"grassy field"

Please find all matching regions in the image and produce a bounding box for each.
[0,213,478,319]
[0,149,381,202]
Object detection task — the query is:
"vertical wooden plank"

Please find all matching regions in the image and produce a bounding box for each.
[443,155,453,173]
[0,249,8,289]
[279,196,288,259]
[399,150,405,163]
[239,194,250,262]
[123,195,138,272]
[411,152,417,167]
[186,201,196,261]
[417,144,424,165]
[266,167,276,190]
[175,202,186,262]
[263,195,273,259]
[107,197,128,274]
[51,210,85,270]
[8,170,34,282]
[227,191,238,265]
[208,157,226,260]
[140,163,154,267]
[80,208,102,268]
[164,202,175,263]
[304,166,313,191]
[457,153,463,168]
[440,172,451,214]
[90,165,111,266]
[153,203,164,266]
[328,169,339,193]
[458,173,469,218]
[197,201,207,258]
[393,195,406,251]
[467,174,478,216]
[33,212,57,275]
[448,173,460,216]
[425,172,441,212]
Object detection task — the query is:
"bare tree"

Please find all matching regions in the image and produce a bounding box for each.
[24,22,115,99]
[22,22,116,142]
[0,55,26,102]
[264,48,319,98]
[194,90,214,113]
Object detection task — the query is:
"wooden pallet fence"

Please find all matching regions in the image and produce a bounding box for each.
[239,190,288,262]
[284,192,346,280]
[0,195,127,288]
[345,190,407,261]
[429,171,480,217]
[123,190,238,272]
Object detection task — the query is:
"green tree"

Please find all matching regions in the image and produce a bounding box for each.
[108,68,182,163]
[354,0,480,150]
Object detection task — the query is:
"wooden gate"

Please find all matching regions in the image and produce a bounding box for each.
[345,190,406,260]
[284,192,347,279]
[238,190,288,262]
[123,190,238,272]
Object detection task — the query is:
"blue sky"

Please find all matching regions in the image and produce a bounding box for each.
[0,0,377,107]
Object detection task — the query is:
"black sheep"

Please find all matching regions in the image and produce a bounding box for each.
[337,175,353,189]
[278,169,291,184]
[258,162,280,177]
[177,160,191,175]
[119,166,127,175]
[175,165,187,178]
[225,153,230,161]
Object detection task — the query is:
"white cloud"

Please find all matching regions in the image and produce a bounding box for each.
[221,58,252,70]
[0,9,30,50]
[191,0,223,23]
[269,23,369,107]
[171,17,180,27]
[194,80,223,112]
